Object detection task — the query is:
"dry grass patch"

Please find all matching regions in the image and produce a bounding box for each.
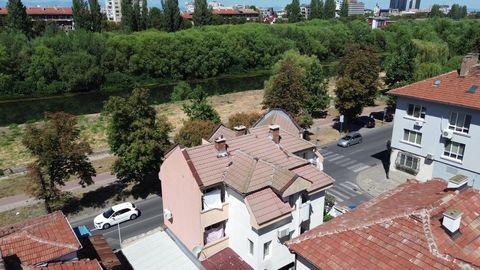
[0,203,47,227]
[309,126,344,145]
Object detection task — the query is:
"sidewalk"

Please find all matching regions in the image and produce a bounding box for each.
[0,172,117,212]
[356,163,408,198]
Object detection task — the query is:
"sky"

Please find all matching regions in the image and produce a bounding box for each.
[0,0,478,11]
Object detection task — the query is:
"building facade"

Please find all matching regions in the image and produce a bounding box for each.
[348,0,365,16]
[390,0,420,11]
[105,0,122,22]
[388,53,480,189]
[0,7,74,30]
[160,123,334,270]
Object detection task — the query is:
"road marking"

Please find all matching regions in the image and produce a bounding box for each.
[352,165,370,173]
[321,151,335,157]
[338,182,363,194]
[347,163,366,171]
[328,155,344,162]
[103,214,164,236]
[342,181,361,189]
[333,186,358,197]
[337,159,356,167]
[333,157,351,165]
[327,189,350,201]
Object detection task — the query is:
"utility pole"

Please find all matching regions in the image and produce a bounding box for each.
[117,223,122,249]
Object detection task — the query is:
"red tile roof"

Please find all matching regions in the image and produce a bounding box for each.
[212,9,239,15]
[207,124,237,143]
[40,259,102,270]
[246,188,292,225]
[0,7,73,16]
[202,247,253,270]
[388,69,480,110]
[249,126,315,154]
[287,179,480,269]
[0,211,81,266]
[253,109,302,137]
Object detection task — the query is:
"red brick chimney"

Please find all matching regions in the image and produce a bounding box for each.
[269,124,281,144]
[215,136,228,157]
[234,125,247,136]
[459,53,479,77]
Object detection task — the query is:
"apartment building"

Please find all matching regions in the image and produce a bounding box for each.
[106,0,144,23]
[388,53,480,188]
[0,7,74,30]
[160,122,334,269]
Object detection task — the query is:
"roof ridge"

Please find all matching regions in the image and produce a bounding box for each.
[359,179,418,209]
[23,230,78,251]
[242,152,258,193]
[418,209,455,264]
[388,70,457,95]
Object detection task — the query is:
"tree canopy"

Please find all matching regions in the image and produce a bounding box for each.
[193,0,212,26]
[162,0,182,32]
[103,88,172,183]
[310,0,323,19]
[22,112,96,212]
[323,0,336,19]
[287,0,302,23]
[182,86,221,123]
[6,0,31,36]
[174,119,216,147]
[340,0,349,17]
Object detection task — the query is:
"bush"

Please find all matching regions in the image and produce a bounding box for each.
[174,119,217,147]
[170,81,192,102]
[226,111,261,129]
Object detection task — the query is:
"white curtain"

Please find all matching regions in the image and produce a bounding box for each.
[203,189,222,210]
[205,224,225,244]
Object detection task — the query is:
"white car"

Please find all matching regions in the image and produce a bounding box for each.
[94,202,139,230]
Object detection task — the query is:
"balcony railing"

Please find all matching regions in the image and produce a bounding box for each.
[201,202,229,228]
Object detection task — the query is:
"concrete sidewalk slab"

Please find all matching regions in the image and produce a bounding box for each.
[356,162,408,197]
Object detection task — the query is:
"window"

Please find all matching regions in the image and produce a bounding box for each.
[444,141,465,161]
[407,104,426,119]
[248,239,254,255]
[263,241,271,259]
[204,221,225,245]
[301,192,309,204]
[202,186,225,211]
[396,152,420,174]
[448,112,471,134]
[403,129,422,145]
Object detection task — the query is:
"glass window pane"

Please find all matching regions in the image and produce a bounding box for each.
[400,153,406,165]
[416,133,422,144]
[408,104,414,116]
[403,130,409,141]
[464,115,471,132]
[409,132,415,143]
[457,114,465,127]
[421,106,426,119]
[458,144,465,156]
[406,156,413,167]
[451,143,459,154]
[412,158,418,169]
[413,105,420,118]
[444,142,451,152]
[449,112,457,125]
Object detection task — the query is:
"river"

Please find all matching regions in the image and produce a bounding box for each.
[0,74,269,126]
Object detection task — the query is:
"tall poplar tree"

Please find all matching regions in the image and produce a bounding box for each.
[324,0,336,19]
[121,0,134,31]
[89,0,102,32]
[192,0,211,26]
[141,0,149,30]
[340,0,349,17]
[72,0,90,30]
[310,0,320,19]
[287,0,301,23]
[162,0,181,32]
[6,0,31,35]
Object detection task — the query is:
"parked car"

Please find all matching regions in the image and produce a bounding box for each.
[94,202,139,230]
[354,116,375,128]
[369,111,393,122]
[337,132,363,147]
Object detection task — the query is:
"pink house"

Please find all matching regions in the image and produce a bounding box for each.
[160,122,334,270]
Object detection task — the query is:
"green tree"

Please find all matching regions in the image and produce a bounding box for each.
[193,0,211,26]
[121,0,135,31]
[340,0,348,17]
[304,61,330,114]
[170,81,192,101]
[182,86,221,123]
[149,7,163,29]
[323,0,336,19]
[103,88,172,183]
[310,0,321,19]
[334,77,366,125]
[6,0,31,36]
[89,0,102,32]
[263,57,307,115]
[22,112,96,212]
[174,119,217,147]
[72,0,90,30]
[287,0,301,23]
[227,111,261,129]
[162,0,182,32]
[385,41,416,86]
[448,4,467,20]
[338,46,380,105]
[430,4,443,18]
[141,0,150,30]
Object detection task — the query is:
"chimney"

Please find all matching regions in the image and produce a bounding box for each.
[442,208,462,237]
[269,124,281,144]
[234,125,246,136]
[459,53,479,77]
[214,136,228,157]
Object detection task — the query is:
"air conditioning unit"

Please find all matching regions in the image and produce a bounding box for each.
[414,120,423,127]
[442,129,453,139]
[163,209,173,220]
[277,227,290,238]
[426,154,433,161]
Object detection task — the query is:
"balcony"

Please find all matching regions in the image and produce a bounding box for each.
[299,202,311,222]
[201,202,229,228]
[202,236,229,258]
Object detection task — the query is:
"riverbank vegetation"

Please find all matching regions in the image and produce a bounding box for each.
[1,18,479,99]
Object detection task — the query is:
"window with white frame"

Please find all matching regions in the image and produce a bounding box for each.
[403,129,422,145]
[448,112,471,134]
[396,152,420,174]
[407,104,426,119]
[444,141,465,161]
[263,241,271,259]
[248,239,254,255]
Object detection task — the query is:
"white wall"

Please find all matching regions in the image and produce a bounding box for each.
[309,190,325,229]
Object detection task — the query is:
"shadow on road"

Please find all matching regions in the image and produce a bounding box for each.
[371,149,391,178]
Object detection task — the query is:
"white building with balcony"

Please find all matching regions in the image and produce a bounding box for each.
[388,53,480,189]
[160,123,334,270]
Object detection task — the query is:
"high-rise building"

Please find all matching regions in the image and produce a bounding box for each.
[348,0,365,16]
[389,0,420,11]
[106,0,144,23]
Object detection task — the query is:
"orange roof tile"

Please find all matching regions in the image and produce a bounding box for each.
[202,247,253,270]
[249,126,315,154]
[40,259,102,270]
[207,124,237,143]
[388,69,480,110]
[253,109,302,136]
[0,211,80,266]
[287,179,480,269]
[0,7,73,16]
[246,188,292,225]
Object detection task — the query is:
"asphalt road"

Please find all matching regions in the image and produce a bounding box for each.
[320,124,393,207]
[70,195,164,250]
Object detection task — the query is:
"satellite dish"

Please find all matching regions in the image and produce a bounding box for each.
[192,245,203,257]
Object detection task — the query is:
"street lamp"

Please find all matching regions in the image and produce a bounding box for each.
[117,222,122,249]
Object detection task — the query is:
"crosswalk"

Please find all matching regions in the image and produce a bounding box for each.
[327,181,363,203]
[320,149,370,173]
